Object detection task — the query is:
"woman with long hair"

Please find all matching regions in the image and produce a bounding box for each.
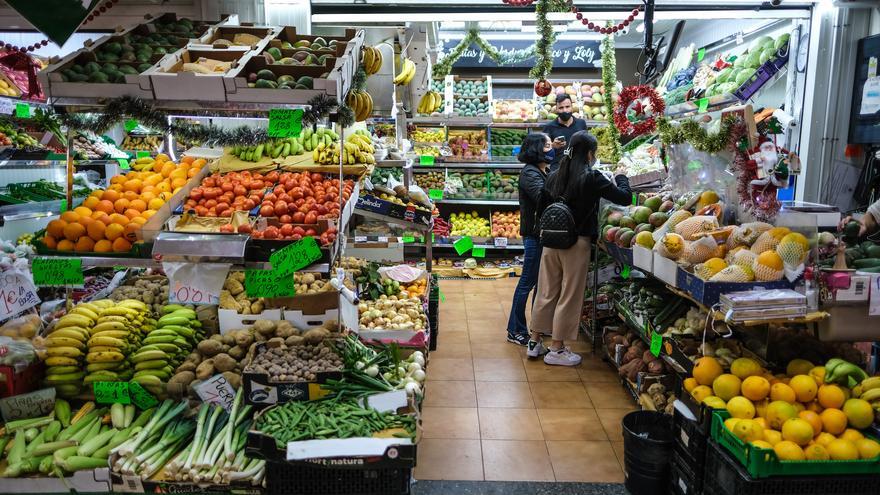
[506,132,552,345]
[527,131,632,365]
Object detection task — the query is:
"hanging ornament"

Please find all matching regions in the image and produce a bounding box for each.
[534,79,552,97]
[613,85,665,136]
[564,1,642,35]
[501,0,536,5]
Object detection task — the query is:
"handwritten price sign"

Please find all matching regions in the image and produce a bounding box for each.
[269,237,322,276]
[31,257,84,287]
[0,271,40,321]
[195,374,236,412]
[170,280,219,305]
[162,262,230,306]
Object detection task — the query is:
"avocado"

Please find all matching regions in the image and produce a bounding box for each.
[136,51,151,63]
[305,54,319,65]
[266,47,283,61]
[296,76,314,89]
[281,41,294,50]
[293,40,310,48]
[153,46,167,55]
[70,73,89,82]
[101,63,118,73]
[88,71,110,83]
[138,44,154,55]
[69,64,85,74]
[256,69,277,82]
[254,79,277,89]
[105,42,122,54]
[137,63,153,73]
[277,74,295,84]
[118,65,138,75]
[100,52,119,63]
[59,72,70,82]
[84,62,102,74]
[120,43,134,53]
[312,37,326,47]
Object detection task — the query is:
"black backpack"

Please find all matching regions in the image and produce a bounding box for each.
[538,195,579,249]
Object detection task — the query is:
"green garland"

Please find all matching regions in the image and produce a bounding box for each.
[600,31,622,163]
[433,29,535,78]
[528,0,556,80]
[656,115,738,153]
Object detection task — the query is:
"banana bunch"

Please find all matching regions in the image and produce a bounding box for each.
[84,299,151,386]
[393,57,416,86]
[853,376,880,405]
[231,127,339,162]
[131,156,155,171]
[129,304,203,396]
[122,135,161,151]
[824,358,869,389]
[314,130,376,165]
[417,91,444,115]
[346,90,374,121]
[362,45,383,75]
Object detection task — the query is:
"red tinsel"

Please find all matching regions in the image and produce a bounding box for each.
[613,85,665,136]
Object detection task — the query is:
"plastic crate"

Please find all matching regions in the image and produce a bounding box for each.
[704,440,880,495]
[733,63,775,101]
[670,451,702,495]
[711,410,880,478]
[676,386,714,436]
[265,461,411,495]
[674,404,708,466]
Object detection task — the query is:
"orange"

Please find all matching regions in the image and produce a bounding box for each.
[73,206,92,218]
[74,237,95,252]
[105,223,125,241]
[815,432,836,447]
[60,211,80,224]
[144,175,163,187]
[101,189,120,202]
[180,155,194,164]
[89,189,102,198]
[842,398,874,429]
[94,213,112,226]
[112,237,132,253]
[170,168,187,181]
[141,185,156,195]
[56,239,75,252]
[108,184,123,193]
[820,408,848,435]
[840,428,864,443]
[172,187,182,195]
[95,200,115,214]
[82,196,100,210]
[160,162,176,177]
[42,235,57,249]
[87,221,106,242]
[142,209,157,220]
[90,210,105,219]
[62,222,86,242]
[46,219,68,239]
[742,376,771,402]
[122,191,139,202]
[192,158,206,168]
[93,239,113,253]
[693,357,724,386]
[110,175,126,185]
[187,167,199,178]
[770,383,796,403]
[798,411,823,436]
[123,179,143,192]
[155,182,171,193]
[766,401,798,430]
[109,213,129,226]
[804,444,830,460]
[147,198,164,210]
[782,418,814,446]
[855,438,880,459]
[817,385,846,410]
[713,374,742,402]
[123,223,141,242]
[129,216,147,226]
[789,375,818,402]
[113,198,130,214]
[129,199,147,212]
[123,208,141,220]
[826,439,859,460]
[773,441,805,460]
[171,177,187,189]
[157,191,172,201]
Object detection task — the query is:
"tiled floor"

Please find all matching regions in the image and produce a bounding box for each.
[416,277,637,483]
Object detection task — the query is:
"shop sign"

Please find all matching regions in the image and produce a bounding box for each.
[438,37,602,69]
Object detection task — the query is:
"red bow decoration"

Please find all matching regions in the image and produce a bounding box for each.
[0,51,42,98]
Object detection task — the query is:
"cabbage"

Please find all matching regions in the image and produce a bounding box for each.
[774,34,790,51]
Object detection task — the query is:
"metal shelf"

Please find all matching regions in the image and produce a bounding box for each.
[437,198,519,206]
[0,200,71,226]
[48,97,311,117]
[33,255,328,272]
[353,208,433,231]
[408,242,524,251]
[419,162,523,169]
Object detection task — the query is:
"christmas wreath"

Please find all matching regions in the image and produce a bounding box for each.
[613,85,665,136]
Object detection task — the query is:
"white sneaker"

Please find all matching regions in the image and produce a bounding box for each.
[526,339,548,358]
[543,347,582,366]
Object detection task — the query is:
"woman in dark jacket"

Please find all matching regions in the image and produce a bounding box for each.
[506,133,552,346]
[528,131,632,365]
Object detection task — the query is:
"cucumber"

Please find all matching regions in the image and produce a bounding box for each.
[865,244,880,259]
[852,258,880,269]
[855,266,880,273]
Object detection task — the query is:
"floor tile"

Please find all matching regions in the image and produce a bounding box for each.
[584,383,638,409]
[611,440,625,469]
[529,382,593,409]
[421,407,480,439]
[546,441,625,483]
[523,358,581,382]
[423,381,477,408]
[469,331,508,344]
[470,342,525,359]
[577,364,621,384]
[415,439,484,481]
[481,440,555,481]
[478,408,544,440]
[426,358,474,381]
[473,358,526,382]
[596,408,633,442]
[438,329,469,344]
[537,408,608,441]
[429,342,472,360]
[475,381,535,408]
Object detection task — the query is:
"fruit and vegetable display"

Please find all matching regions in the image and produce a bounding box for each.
[704,34,790,97]
[489,128,527,160]
[314,130,376,165]
[417,91,444,116]
[245,339,343,383]
[357,295,428,332]
[0,76,20,97]
[247,67,322,90]
[414,170,445,191]
[232,127,338,162]
[254,170,353,222]
[322,335,426,398]
[0,120,40,148]
[0,178,93,205]
[184,169,276,216]
[445,172,489,199]
[393,57,416,86]
[493,99,537,122]
[38,155,202,253]
[445,129,487,161]
[410,127,445,143]
[453,96,490,118]
[121,134,161,151]
[615,141,662,177]
[453,79,488,97]
[603,327,674,410]
[347,90,374,121]
[491,211,520,239]
[54,36,169,84]
[450,211,491,237]
[361,44,384,75]
[72,132,127,159]
[263,45,336,68]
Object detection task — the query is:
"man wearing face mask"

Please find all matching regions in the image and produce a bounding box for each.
[541,93,588,172]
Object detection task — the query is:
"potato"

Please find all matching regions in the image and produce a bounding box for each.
[167,371,196,397]
[302,327,330,345]
[220,334,235,346]
[253,320,277,336]
[176,362,197,373]
[285,335,305,346]
[222,371,241,389]
[197,339,225,357]
[196,359,216,380]
[233,329,254,348]
[213,353,237,373]
[228,345,246,361]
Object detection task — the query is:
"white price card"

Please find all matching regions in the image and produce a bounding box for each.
[0,97,15,115]
[194,374,237,411]
[163,262,231,306]
[0,388,55,422]
[868,274,880,316]
[354,236,367,243]
[0,270,40,322]
[493,237,508,248]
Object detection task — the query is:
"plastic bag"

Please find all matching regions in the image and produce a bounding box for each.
[665,140,736,199]
[0,336,37,370]
[0,313,42,341]
[377,265,427,283]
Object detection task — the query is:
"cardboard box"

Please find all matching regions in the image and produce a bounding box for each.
[192,25,277,51]
[218,308,282,334]
[676,268,794,308]
[147,48,246,101]
[633,245,654,272]
[653,252,679,288]
[225,52,340,104]
[241,341,342,405]
[108,471,261,495]
[140,12,219,45]
[0,468,111,494]
[354,194,432,229]
[268,27,356,54]
[339,297,429,348]
[39,45,156,100]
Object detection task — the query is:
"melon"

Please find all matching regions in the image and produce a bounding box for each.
[632,206,652,224]
[656,233,686,259]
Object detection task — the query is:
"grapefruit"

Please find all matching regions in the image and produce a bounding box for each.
[820,408,848,435]
[782,418,814,446]
[827,439,859,460]
[773,441,805,460]
[733,419,764,443]
[763,429,783,446]
[789,375,818,402]
[798,411,822,437]
[855,438,880,459]
[730,357,762,379]
[693,357,723,386]
[842,398,874,429]
[727,396,756,419]
[770,383,796,403]
[712,374,742,401]
[804,444,831,460]
[742,376,770,401]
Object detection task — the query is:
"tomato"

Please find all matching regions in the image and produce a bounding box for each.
[205,199,218,209]
[195,206,209,216]
[219,224,234,233]
[264,193,277,203]
[260,205,275,217]
[237,224,253,234]
[279,193,292,203]
[249,194,262,203]
[314,194,326,203]
[291,212,305,223]
[298,204,311,214]
[266,171,280,183]
[294,198,306,208]
[234,185,248,197]
[221,182,234,192]
[272,185,284,195]
[216,202,230,214]
[263,226,279,239]
[289,187,304,200]
[250,180,264,190]
[279,224,294,237]
[206,209,217,217]
[189,188,203,201]
[203,177,216,187]
[284,179,296,191]
[251,230,263,239]
[291,233,302,241]
[304,212,317,224]
[273,201,288,216]
[244,199,256,210]
[220,209,233,218]
[316,205,328,215]
[311,173,323,182]
[305,228,317,236]
[279,214,292,223]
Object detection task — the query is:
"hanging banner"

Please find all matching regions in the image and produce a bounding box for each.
[438,37,602,69]
[6,1,101,46]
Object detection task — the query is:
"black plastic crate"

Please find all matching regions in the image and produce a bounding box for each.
[704,440,880,495]
[674,404,708,466]
[266,461,411,495]
[670,452,702,495]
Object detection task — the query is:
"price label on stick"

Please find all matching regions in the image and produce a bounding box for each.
[14,103,30,119]
[267,108,303,138]
[428,189,443,200]
[621,264,631,279]
[419,155,435,166]
[0,388,55,422]
[696,48,706,62]
[94,381,130,404]
[31,257,84,287]
[269,237,322,276]
[129,381,158,409]
[194,374,236,412]
[124,119,139,132]
[650,331,663,357]
[0,270,40,321]
[244,269,296,298]
[472,247,486,258]
[402,236,415,243]
[163,262,230,305]
[697,98,710,113]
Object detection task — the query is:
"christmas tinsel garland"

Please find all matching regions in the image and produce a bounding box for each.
[657,115,738,154]
[59,94,346,147]
[528,0,556,80]
[433,29,536,78]
[600,31,622,163]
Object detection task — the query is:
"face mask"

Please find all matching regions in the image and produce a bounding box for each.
[557,111,572,121]
[544,148,556,163]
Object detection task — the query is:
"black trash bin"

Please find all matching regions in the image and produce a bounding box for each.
[622,410,674,495]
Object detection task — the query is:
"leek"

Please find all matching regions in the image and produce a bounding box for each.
[182,405,210,472]
[223,390,242,461]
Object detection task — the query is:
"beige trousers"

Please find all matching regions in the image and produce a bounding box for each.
[530,236,591,342]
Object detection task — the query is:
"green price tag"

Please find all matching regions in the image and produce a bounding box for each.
[631,193,637,206]
[439,289,446,302]
[128,381,158,409]
[419,155,435,166]
[124,119,139,132]
[117,158,130,170]
[453,236,473,255]
[59,199,67,213]
[93,381,130,404]
[136,151,151,159]
[244,269,296,298]
[267,108,303,138]
[32,257,84,287]
[697,48,706,62]
[697,98,710,113]
[472,247,486,258]
[14,103,30,118]
[650,331,663,357]
[269,237,322,277]
[621,264,631,279]
[402,236,415,243]
[429,189,443,200]
[431,233,435,242]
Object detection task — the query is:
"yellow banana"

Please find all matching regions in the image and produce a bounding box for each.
[117,299,148,311]
[56,314,94,330]
[45,337,86,350]
[50,327,89,341]
[90,299,115,309]
[88,345,125,354]
[100,307,137,318]
[90,330,129,340]
[47,346,83,358]
[86,351,125,363]
[860,376,880,391]
[76,302,101,314]
[859,388,880,402]
[46,356,79,367]
[70,307,99,321]
[92,321,127,333]
[88,336,126,348]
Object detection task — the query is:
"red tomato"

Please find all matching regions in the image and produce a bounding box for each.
[251,230,263,239]
[284,179,296,191]
[274,201,289,216]
[311,173,323,182]
[195,206,209,216]
[305,228,317,236]
[292,212,305,223]
[220,209,233,217]
[249,194,262,203]
[273,185,285,195]
[304,212,317,224]
[219,224,234,233]
[294,198,306,208]
[237,224,253,234]
[234,185,248,197]
[290,187,303,200]
[291,233,302,241]
[317,205,328,215]
[221,182,234,192]
[260,205,275,217]
[279,193,292,203]
[279,224,294,237]
[244,199,256,210]
[293,226,306,236]
[190,188,203,201]
[205,199,218,209]
[216,202,230,214]
[203,178,216,187]
[279,214,292,224]
[250,180,264,190]
[264,193,277,203]
[266,171,280,183]
[263,226,279,239]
